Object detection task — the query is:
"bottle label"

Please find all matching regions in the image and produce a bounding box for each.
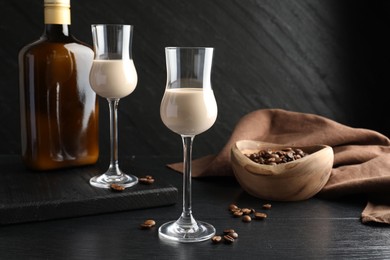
[44,2,71,24]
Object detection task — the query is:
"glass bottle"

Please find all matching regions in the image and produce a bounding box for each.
[18,0,99,170]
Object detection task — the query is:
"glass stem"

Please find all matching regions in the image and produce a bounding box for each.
[107,98,120,176]
[177,135,197,228]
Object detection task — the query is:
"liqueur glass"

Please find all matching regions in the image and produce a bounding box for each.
[89,24,138,188]
[159,47,217,242]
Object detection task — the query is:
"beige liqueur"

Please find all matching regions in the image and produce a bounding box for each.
[89,60,137,99]
[160,88,217,136]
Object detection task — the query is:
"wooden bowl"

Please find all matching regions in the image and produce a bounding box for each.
[231,140,334,201]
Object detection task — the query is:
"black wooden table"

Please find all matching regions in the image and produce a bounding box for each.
[1,155,389,259]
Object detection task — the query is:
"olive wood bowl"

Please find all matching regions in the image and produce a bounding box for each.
[231,140,334,201]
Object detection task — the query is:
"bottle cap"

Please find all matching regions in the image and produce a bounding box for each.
[44,0,71,24]
[44,0,70,7]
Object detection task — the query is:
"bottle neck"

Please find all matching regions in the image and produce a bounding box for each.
[44,24,70,37]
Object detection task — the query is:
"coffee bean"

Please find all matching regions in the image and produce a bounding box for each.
[233,211,243,217]
[140,219,156,229]
[228,204,238,211]
[242,215,252,222]
[254,212,267,220]
[139,176,155,184]
[241,208,252,215]
[144,219,156,226]
[140,223,153,229]
[228,231,238,239]
[110,183,125,191]
[262,203,272,209]
[223,234,235,244]
[211,235,222,244]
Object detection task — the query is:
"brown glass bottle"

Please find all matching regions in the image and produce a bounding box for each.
[18,0,99,170]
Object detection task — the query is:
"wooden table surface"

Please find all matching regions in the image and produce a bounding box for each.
[1,155,389,260]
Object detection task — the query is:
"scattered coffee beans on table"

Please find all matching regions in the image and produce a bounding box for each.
[245,147,308,165]
[211,202,272,244]
[228,203,270,223]
[212,229,239,244]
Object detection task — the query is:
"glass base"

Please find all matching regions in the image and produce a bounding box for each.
[89,170,138,189]
[158,220,216,243]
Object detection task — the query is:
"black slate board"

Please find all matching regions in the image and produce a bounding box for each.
[0,155,178,225]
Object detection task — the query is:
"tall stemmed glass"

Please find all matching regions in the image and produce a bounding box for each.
[159,47,217,242]
[89,24,138,188]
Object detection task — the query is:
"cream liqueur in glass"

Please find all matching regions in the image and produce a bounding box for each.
[160,88,217,136]
[159,47,217,243]
[88,24,138,189]
[89,59,137,99]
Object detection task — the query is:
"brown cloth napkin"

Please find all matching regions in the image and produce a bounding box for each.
[167,109,390,225]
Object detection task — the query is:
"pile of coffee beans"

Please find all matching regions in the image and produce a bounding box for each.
[245,147,308,165]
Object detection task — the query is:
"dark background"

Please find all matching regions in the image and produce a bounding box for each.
[0,0,389,160]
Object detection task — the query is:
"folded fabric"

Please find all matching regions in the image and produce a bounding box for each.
[167,109,390,224]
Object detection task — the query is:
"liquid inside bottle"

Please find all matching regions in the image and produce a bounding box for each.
[18,0,99,170]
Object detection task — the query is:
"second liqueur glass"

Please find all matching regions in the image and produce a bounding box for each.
[89,24,138,188]
[159,47,217,242]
